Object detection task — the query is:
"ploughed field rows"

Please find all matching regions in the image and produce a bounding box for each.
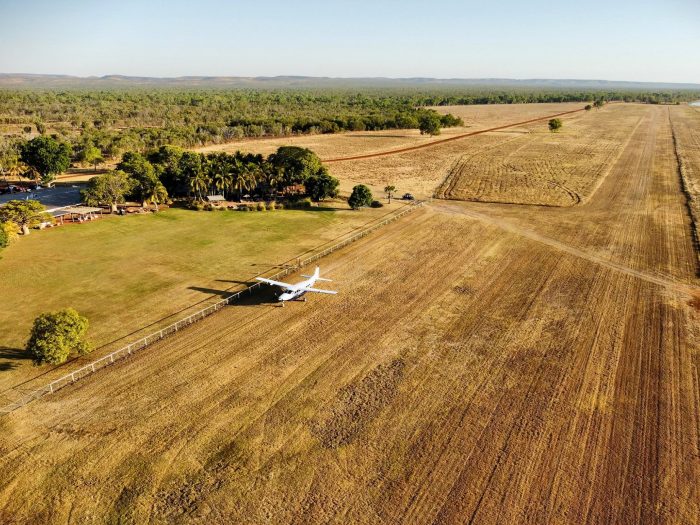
[2,96,700,524]
[669,105,700,267]
[436,104,647,206]
[459,105,698,284]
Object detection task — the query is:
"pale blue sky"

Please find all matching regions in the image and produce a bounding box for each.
[1,0,699,83]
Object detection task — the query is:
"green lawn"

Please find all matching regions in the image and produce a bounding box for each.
[0,203,400,392]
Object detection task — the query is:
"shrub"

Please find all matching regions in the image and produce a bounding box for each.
[25,308,90,365]
[370,200,384,208]
[266,201,276,211]
[257,202,265,211]
[548,118,563,132]
[348,184,374,209]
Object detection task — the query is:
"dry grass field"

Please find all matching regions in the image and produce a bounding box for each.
[669,104,700,266]
[0,103,698,523]
[435,104,648,206]
[196,103,586,197]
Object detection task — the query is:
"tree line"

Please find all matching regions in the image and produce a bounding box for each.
[82,144,341,211]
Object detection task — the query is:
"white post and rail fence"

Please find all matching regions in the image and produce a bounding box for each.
[0,200,425,415]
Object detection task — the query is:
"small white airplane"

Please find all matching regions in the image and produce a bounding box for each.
[256,267,337,305]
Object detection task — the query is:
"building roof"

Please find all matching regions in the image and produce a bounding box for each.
[51,206,103,217]
[206,195,226,202]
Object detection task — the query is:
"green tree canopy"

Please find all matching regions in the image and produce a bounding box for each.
[348,184,373,209]
[81,170,134,213]
[305,169,339,201]
[0,199,50,235]
[19,136,71,184]
[268,146,325,186]
[25,308,90,365]
[418,112,442,136]
[117,152,160,206]
[79,142,103,171]
[384,184,396,202]
[548,118,563,132]
[148,145,185,196]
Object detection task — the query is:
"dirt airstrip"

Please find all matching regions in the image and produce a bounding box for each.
[0,104,699,524]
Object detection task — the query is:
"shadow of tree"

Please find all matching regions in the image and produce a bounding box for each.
[0,347,30,361]
[0,347,30,373]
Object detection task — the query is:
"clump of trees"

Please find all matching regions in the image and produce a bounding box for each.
[548,118,563,132]
[0,199,50,235]
[19,135,71,184]
[419,112,442,136]
[348,184,374,209]
[26,308,90,365]
[82,145,343,210]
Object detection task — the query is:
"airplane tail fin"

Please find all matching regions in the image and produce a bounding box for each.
[302,267,332,281]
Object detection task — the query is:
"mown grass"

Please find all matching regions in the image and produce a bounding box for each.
[0,204,395,389]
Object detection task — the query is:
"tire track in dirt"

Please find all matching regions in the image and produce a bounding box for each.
[322,108,585,163]
[434,202,698,296]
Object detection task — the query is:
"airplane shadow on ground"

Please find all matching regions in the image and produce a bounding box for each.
[188,285,281,306]
[0,347,31,372]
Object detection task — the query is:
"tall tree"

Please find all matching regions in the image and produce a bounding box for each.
[81,170,134,213]
[19,136,71,184]
[306,169,339,202]
[149,145,185,196]
[267,146,325,187]
[80,142,103,171]
[118,152,160,207]
[384,184,396,203]
[418,113,442,136]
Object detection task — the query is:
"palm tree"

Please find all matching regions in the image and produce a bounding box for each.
[189,172,209,201]
[229,156,250,201]
[146,181,169,211]
[384,185,396,203]
[212,171,230,198]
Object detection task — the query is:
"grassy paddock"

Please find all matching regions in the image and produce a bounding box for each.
[0,202,398,390]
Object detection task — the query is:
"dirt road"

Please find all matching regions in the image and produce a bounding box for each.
[323,107,585,163]
[0,104,698,523]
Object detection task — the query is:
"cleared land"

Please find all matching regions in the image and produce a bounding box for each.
[669,104,700,267]
[436,104,648,206]
[196,103,587,198]
[0,202,403,403]
[0,104,698,523]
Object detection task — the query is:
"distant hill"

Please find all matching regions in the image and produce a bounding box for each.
[1,73,699,90]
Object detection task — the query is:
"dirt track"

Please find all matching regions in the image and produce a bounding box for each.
[323,107,585,163]
[1,104,699,523]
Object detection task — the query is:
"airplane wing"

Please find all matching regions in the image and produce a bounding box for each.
[256,277,300,291]
[305,287,338,295]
